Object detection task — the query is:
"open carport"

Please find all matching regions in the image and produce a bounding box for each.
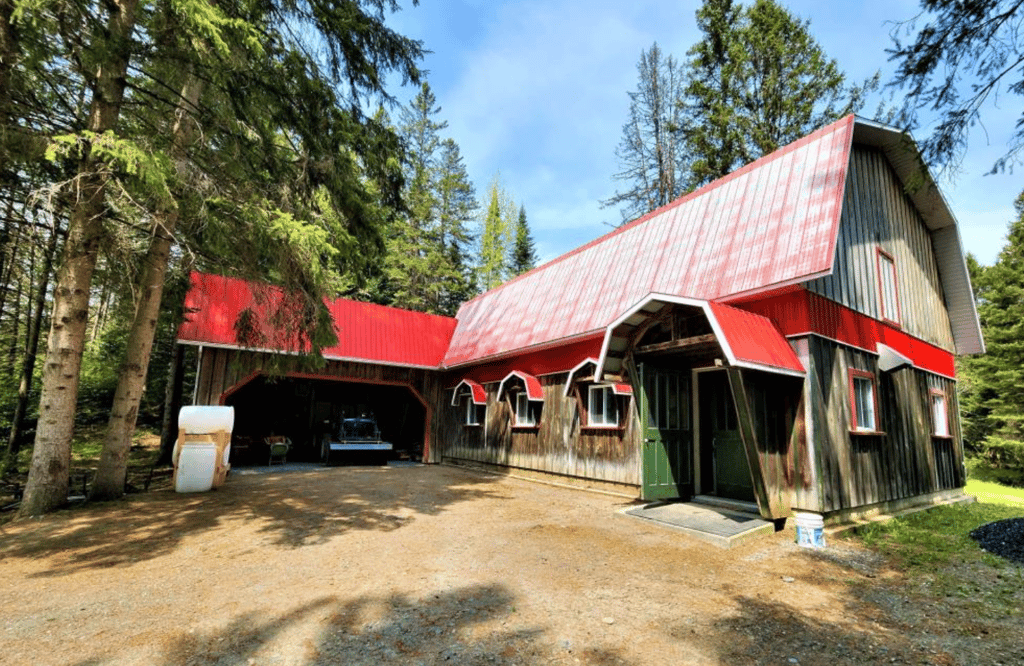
[222,373,427,464]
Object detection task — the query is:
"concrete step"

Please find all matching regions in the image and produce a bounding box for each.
[691,494,760,515]
[622,500,774,548]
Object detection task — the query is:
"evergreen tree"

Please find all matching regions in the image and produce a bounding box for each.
[510,205,537,276]
[959,191,1024,472]
[385,84,479,315]
[12,0,425,516]
[478,177,514,291]
[888,0,1024,172]
[435,138,478,313]
[681,0,876,188]
[603,43,689,223]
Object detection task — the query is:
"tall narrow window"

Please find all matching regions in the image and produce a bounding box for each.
[465,398,483,426]
[588,385,619,427]
[877,249,901,325]
[931,389,950,437]
[514,392,537,427]
[849,370,878,432]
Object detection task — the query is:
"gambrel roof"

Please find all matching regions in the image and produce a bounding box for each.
[179,116,982,374]
[444,115,982,367]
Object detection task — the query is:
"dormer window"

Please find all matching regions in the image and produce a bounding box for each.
[452,379,486,427]
[498,371,543,428]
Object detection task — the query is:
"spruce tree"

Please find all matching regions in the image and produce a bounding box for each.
[681,0,876,188]
[510,205,537,276]
[961,191,1024,472]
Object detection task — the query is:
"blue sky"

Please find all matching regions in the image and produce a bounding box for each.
[386,0,1020,267]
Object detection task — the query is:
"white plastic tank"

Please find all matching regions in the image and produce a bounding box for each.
[174,443,217,492]
[174,406,235,491]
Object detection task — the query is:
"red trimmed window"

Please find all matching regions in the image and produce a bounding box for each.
[849,369,878,432]
[876,248,901,325]
[930,389,950,437]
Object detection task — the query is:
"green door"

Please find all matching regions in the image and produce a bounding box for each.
[639,364,692,500]
[700,371,755,502]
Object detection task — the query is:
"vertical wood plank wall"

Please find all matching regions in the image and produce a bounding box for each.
[189,346,445,463]
[439,373,642,487]
[805,336,963,513]
[805,145,955,352]
[735,370,813,518]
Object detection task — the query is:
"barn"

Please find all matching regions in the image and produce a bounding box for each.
[177,115,983,524]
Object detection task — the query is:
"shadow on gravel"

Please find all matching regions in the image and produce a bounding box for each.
[698,595,923,666]
[0,465,504,577]
[69,583,634,666]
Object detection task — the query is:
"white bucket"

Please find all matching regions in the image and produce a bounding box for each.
[794,512,826,549]
[175,443,217,493]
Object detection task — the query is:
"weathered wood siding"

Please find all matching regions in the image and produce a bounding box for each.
[439,373,642,487]
[804,336,963,514]
[189,346,446,462]
[729,368,812,519]
[805,145,955,351]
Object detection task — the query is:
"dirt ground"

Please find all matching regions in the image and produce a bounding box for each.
[1,464,1020,666]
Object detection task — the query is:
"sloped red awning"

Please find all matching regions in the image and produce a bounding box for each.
[451,379,487,406]
[497,371,544,401]
[706,301,805,376]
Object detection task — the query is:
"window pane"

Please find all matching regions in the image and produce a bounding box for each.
[590,386,604,424]
[932,394,948,436]
[854,376,876,431]
[606,388,618,426]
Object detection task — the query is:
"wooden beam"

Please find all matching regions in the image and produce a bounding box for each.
[636,333,717,355]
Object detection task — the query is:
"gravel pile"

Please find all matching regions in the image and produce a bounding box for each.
[970,518,1024,564]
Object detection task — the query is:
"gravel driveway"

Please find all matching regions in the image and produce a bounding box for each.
[0,464,1018,665]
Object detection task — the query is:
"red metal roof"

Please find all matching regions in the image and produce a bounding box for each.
[706,301,805,376]
[177,272,457,369]
[497,371,544,401]
[445,115,855,367]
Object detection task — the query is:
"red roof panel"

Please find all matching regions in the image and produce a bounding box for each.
[177,272,457,368]
[498,371,544,401]
[445,115,855,367]
[706,301,805,376]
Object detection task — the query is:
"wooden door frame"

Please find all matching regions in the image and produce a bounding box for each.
[691,366,726,496]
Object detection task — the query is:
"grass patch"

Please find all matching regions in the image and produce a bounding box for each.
[965,479,1024,506]
[853,502,1022,571]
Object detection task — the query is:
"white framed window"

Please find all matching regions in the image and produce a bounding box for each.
[514,392,537,427]
[931,389,950,437]
[849,369,878,432]
[588,385,619,427]
[464,398,484,426]
[877,248,901,325]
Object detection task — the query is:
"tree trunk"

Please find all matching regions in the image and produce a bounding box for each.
[157,342,184,466]
[90,72,203,500]
[2,217,60,477]
[16,0,140,518]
